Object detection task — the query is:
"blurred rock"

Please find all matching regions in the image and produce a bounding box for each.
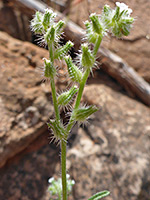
[0,31,53,168]
[66,84,150,200]
[0,1,32,41]
[0,134,60,200]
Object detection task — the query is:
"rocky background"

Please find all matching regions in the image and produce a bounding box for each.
[0,0,150,200]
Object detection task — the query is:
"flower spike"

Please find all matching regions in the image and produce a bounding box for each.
[30,4,134,199]
[111,2,134,37]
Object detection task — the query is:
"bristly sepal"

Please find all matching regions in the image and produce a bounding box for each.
[57,85,78,108]
[89,13,104,35]
[101,5,113,30]
[85,2,134,40]
[54,41,74,60]
[81,43,95,68]
[44,26,56,43]
[64,56,83,83]
[43,58,56,79]
[31,9,65,45]
[30,11,44,34]
[72,105,99,123]
[42,9,56,31]
[84,20,98,44]
[55,20,65,35]
[47,119,67,142]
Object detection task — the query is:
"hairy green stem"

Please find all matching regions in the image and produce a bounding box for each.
[50,78,60,121]
[48,42,60,121]
[49,42,54,63]
[61,68,91,200]
[61,140,67,200]
[92,35,102,57]
[74,68,91,110]
[49,42,67,200]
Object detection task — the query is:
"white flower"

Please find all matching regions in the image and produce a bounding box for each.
[71,180,75,185]
[66,174,70,179]
[116,2,132,14]
[48,177,54,183]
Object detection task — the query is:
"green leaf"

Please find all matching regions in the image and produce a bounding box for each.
[88,190,110,200]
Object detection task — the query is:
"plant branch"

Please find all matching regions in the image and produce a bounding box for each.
[93,35,103,57]
[61,139,67,200]
[48,43,60,121]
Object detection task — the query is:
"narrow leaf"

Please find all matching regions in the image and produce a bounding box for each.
[88,190,110,200]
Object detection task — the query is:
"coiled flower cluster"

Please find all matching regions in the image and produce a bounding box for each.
[30,2,134,143]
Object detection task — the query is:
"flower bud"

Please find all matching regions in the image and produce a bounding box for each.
[43,58,56,78]
[90,13,103,35]
[64,56,83,83]
[57,85,78,107]
[116,2,132,15]
[81,43,95,68]
[73,105,99,122]
[55,41,74,60]
[47,120,66,141]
